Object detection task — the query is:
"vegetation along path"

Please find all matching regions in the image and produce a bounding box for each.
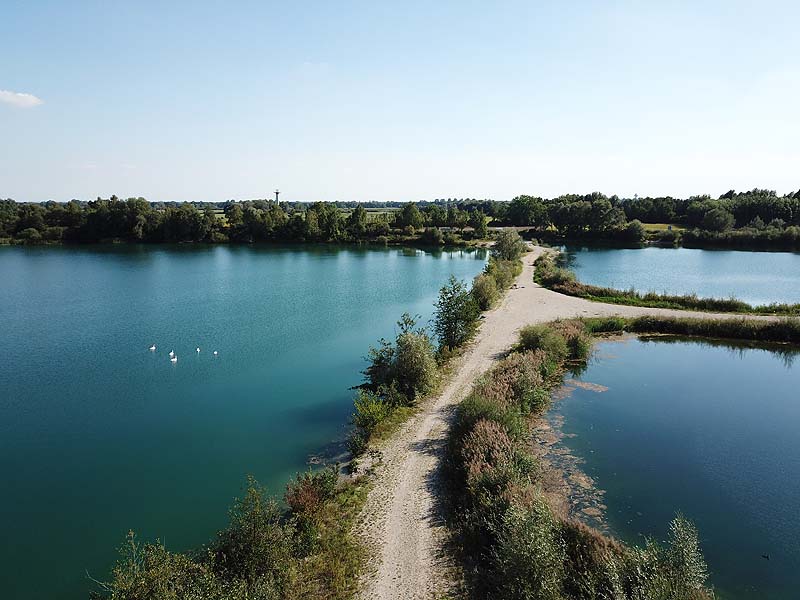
[356,245,781,600]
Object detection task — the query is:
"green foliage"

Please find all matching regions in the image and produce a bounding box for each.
[702,207,735,232]
[492,230,527,261]
[491,503,566,600]
[94,478,296,600]
[433,275,479,350]
[624,219,647,242]
[394,202,424,230]
[485,257,524,289]
[393,327,438,399]
[518,324,569,362]
[351,390,392,436]
[285,466,338,517]
[472,272,500,310]
[211,477,295,590]
[421,226,444,245]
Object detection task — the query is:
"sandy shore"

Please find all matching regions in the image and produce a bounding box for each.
[355,246,778,600]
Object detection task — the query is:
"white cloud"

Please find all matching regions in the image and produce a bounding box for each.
[0,89,44,108]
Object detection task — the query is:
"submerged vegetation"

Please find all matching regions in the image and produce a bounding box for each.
[534,252,800,316]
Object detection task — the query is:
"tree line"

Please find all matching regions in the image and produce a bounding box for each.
[3,187,800,248]
[0,197,491,244]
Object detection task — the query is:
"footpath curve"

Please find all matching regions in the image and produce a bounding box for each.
[356,246,777,600]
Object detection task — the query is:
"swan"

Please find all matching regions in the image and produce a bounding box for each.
[196,347,201,353]
[169,350,174,357]
[213,350,218,356]
[170,355,178,363]
[149,344,156,351]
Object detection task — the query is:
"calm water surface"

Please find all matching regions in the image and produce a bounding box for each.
[0,244,487,600]
[552,337,800,599]
[562,246,800,305]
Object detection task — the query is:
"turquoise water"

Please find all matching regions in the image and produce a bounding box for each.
[553,337,800,599]
[562,246,800,305]
[0,244,487,600]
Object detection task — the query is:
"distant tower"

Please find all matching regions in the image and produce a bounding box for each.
[274,189,280,203]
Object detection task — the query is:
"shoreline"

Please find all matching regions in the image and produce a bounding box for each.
[352,248,789,599]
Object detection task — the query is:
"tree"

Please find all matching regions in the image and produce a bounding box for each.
[508,195,547,226]
[347,204,367,237]
[395,202,423,230]
[702,207,734,232]
[469,211,489,238]
[624,219,647,242]
[491,230,526,261]
[393,325,438,399]
[433,276,479,350]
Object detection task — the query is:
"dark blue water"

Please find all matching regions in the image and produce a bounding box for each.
[0,244,487,600]
[553,337,800,599]
[562,246,800,305]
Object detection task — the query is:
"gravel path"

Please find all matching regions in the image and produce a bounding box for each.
[355,247,778,600]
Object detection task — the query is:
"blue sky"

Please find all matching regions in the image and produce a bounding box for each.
[2,1,799,202]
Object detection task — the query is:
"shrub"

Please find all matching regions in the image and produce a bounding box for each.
[211,477,295,592]
[624,219,646,242]
[485,257,523,290]
[394,329,438,400]
[490,501,566,600]
[351,390,391,435]
[492,230,527,261]
[421,227,444,245]
[472,273,500,310]
[551,320,592,360]
[16,227,42,244]
[518,324,568,362]
[285,466,338,516]
[95,532,232,600]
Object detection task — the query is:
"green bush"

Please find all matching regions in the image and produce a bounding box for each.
[490,502,566,600]
[472,272,500,310]
[285,466,338,516]
[518,324,569,362]
[421,226,444,245]
[492,229,527,261]
[351,390,392,435]
[486,257,523,289]
[211,477,295,591]
[394,329,438,399]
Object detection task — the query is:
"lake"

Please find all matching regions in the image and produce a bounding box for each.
[561,246,800,305]
[0,244,487,600]
[549,336,800,599]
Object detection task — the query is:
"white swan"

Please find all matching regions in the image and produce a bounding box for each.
[213,350,218,356]
[169,350,174,357]
[170,355,178,363]
[196,347,200,353]
[149,344,156,351]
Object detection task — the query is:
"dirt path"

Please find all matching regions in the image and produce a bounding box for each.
[355,246,777,600]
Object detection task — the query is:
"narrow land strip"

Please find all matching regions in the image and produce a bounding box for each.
[356,246,778,600]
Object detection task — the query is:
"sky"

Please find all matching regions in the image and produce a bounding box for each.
[2,0,799,203]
